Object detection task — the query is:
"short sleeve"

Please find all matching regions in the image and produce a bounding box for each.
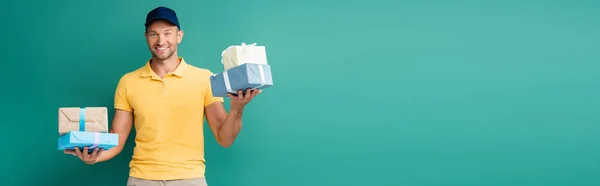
[204,72,224,108]
[114,76,133,112]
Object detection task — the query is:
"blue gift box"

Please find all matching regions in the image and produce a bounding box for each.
[210,63,273,97]
[58,131,118,151]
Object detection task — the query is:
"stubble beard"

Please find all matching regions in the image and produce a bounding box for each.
[152,49,175,61]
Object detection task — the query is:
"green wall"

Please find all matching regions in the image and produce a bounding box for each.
[2,0,599,185]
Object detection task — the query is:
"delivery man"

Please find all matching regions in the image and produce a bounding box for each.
[63,6,260,186]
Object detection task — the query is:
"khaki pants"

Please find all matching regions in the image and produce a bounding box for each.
[127,176,208,186]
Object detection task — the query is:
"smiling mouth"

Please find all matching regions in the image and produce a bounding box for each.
[155,46,168,51]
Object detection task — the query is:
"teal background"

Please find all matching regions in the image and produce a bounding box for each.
[1,0,599,185]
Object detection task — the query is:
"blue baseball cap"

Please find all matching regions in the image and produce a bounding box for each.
[145,6,180,29]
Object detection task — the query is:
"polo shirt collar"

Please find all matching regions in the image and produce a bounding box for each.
[141,57,188,78]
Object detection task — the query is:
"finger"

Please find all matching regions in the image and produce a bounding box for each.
[64,150,76,156]
[91,148,99,158]
[251,88,260,98]
[74,147,83,159]
[237,90,243,99]
[231,91,238,100]
[227,93,235,99]
[245,89,257,100]
[83,147,89,158]
[244,88,253,100]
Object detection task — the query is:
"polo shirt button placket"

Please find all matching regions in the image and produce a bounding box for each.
[152,75,165,96]
[163,73,171,97]
[163,79,168,97]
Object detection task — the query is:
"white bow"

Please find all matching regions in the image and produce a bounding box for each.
[221,42,258,68]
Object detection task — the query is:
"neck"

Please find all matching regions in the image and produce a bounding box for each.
[150,54,180,78]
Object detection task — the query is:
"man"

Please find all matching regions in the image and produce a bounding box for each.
[64,6,260,186]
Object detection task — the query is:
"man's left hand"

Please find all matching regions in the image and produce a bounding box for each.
[227,88,261,110]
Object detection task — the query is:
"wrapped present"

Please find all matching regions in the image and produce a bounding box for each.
[221,42,268,70]
[210,63,273,97]
[58,107,108,135]
[58,131,118,151]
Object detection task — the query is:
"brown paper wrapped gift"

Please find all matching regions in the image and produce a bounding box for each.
[58,107,108,135]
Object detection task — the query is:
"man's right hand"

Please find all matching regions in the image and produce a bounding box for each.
[64,146,104,165]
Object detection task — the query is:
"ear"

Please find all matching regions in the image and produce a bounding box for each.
[177,30,184,44]
[143,32,150,44]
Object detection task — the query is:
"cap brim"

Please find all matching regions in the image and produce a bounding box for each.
[145,18,178,27]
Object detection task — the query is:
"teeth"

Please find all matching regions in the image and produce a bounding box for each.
[156,47,167,51]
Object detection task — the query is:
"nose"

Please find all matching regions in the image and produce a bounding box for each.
[158,34,166,45]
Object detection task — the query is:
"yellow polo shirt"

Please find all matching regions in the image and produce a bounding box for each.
[113,57,224,180]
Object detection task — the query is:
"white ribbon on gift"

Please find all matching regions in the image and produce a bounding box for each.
[222,70,233,93]
[221,42,257,69]
[253,65,266,89]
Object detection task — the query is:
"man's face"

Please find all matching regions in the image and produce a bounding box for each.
[145,20,183,60]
